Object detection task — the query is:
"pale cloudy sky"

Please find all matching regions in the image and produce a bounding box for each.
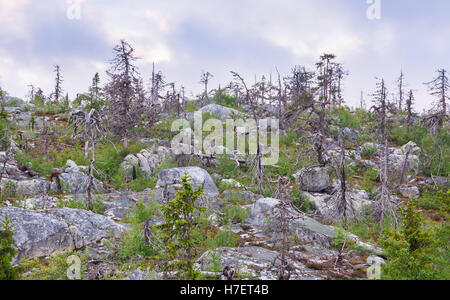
[0,0,449,110]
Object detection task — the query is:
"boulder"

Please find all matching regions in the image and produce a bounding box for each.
[197,104,241,120]
[401,141,421,156]
[1,179,51,198]
[17,179,51,197]
[304,190,373,218]
[51,171,104,195]
[390,147,420,175]
[0,207,125,263]
[246,198,381,253]
[156,167,219,196]
[399,185,420,199]
[64,160,87,173]
[294,167,330,192]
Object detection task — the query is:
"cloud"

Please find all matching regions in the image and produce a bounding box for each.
[0,0,449,110]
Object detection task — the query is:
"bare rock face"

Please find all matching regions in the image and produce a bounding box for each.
[245,198,381,254]
[294,167,331,193]
[0,207,125,263]
[156,167,219,196]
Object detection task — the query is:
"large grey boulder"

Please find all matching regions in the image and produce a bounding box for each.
[156,167,219,196]
[390,147,420,175]
[304,189,373,218]
[246,198,381,253]
[0,178,51,198]
[17,179,51,197]
[294,167,330,192]
[51,171,104,195]
[246,198,335,247]
[402,141,421,156]
[0,207,125,263]
[197,104,241,120]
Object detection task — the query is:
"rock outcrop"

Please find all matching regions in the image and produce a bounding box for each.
[156,167,219,196]
[121,145,171,178]
[0,207,125,263]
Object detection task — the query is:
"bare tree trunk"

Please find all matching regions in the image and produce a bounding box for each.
[84,141,89,158]
[87,140,95,211]
[123,131,128,148]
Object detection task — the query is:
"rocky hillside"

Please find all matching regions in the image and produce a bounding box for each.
[0,96,448,280]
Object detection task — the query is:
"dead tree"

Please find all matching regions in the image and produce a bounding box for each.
[27,84,36,103]
[406,90,415,129]
[424,69,449,129]
[52,65,64,105]
[397,71,406,111]
[105,40,144,147]
[149,63,165,104]
[326,133,354,226]
[69,109,105,210]
[371,78,397,232]
[332,63,348,106]
[271,176,294,280]
[230,71,250,108]
[285,66,314,108]
[200,71,214,105]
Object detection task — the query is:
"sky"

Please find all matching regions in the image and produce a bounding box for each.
[1,0,449,111]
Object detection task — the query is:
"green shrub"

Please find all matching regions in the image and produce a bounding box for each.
[212,229,237,248]
[21,251,87,280]
[390,125,428,147]
[125,200,159,224]
[379,201,448,280]
[416,188,449,212]
[216,154,239,179]
[280,130,301,147]
[56,197,105,215]
[0,216,20,280]
[118,225,157,260]
[213,89,238,109]
[220,205,250,225]
[419,128,449,177]
[361,143,378,158]
[155,174,206,280]
[289,187,313,213]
